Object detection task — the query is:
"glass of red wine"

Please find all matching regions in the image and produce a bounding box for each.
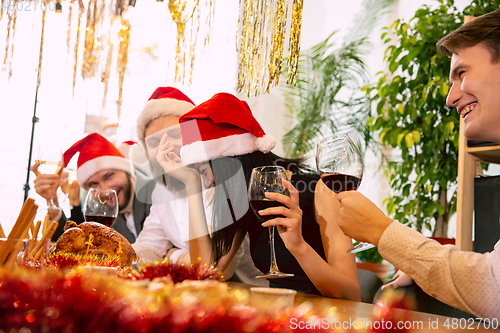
[83,188,119,227]
[315,134,374,253]
[248,166,294,279]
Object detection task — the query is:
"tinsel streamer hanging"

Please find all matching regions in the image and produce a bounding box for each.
[81,0,106,79]
[100,30,113,114]
[203,0,215,48]
[66,2,73,54]
[72,0,85,96]
[286,0,302,85]
[187,4,200,85]
[168,0,198,85]
[7,10,16,79]
[116,16,129,119]
[2,11,13,68]
[36,9,47,90]
[0,0,4,21]
[237,0,303,97]
[268,0,287,91]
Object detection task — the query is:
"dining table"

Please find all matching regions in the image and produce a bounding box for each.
[227,282,499,332]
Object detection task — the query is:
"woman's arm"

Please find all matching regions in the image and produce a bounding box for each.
[260,179,360,301]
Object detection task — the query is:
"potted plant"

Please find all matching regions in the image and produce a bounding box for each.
[281,0,394,159]
[366,0,500,238]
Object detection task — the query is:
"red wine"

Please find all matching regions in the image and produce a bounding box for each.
[321,174,361,193]
[249,199,287,222]
[84,215,116,227]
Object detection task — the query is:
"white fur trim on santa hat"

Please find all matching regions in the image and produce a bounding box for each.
[77,155,132,187]
[180,133,276,165]
[136,98,195,142]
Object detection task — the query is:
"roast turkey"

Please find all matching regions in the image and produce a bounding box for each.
[50,221,136,266]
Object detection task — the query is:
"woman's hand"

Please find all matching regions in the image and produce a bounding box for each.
[260,180,306,254]
[381,270,414,291]
[156,133,199,185]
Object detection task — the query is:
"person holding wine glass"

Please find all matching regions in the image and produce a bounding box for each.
[316,134,375,254]
[31,133,155,242]
[156,92,360,300]
[333,10,500,319]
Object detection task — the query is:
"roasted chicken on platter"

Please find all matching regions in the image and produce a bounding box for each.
[50,221,136,265]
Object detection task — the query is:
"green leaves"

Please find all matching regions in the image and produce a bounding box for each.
[281,0,396,159]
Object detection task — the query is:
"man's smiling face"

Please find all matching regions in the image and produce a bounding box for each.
[446,43,500,143]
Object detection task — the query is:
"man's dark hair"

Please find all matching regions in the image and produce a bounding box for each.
[437,8,500,63]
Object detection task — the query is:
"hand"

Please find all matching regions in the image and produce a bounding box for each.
[381,270,413,291]
[61,173,81,207]
[156,133,199,185]
[260,180,306,254]
[31,161,60,205]
[336,191,393,246]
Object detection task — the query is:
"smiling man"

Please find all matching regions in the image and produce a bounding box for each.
[332,9,500,319]
[33,133,154,243]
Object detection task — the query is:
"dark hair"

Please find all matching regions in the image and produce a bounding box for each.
[209,151,312,264]
[437,9,500,62]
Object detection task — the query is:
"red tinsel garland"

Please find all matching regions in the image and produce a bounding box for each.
[0,270,333,333]
[124,261,222,283]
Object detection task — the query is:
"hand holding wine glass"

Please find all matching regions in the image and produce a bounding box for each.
[315,134,374,253]
[83,188,119,227]
[33,145,63,211]
[248,166,294,279]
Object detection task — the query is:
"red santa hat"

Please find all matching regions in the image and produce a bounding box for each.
[179,93,276,165]
[136,87,195,142]
[63,133,132,187]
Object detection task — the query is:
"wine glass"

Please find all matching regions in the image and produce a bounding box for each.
[83,188,119,227]
[248,166,294,279]
[35,145,63,211]
[315,134,374,253]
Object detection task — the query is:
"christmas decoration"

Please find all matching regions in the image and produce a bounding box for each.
[123,260,222,283]
[371,289,416,333]
[237,0,304,97]
[0,269,337,332]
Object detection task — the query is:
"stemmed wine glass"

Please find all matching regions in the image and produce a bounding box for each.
[83,188,119,227]
[248,166,294,279]
[315,134,374,253]
[35,145,63,211]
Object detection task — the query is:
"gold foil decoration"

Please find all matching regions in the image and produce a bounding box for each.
[3,11,13,67]
[8,10,16,79]
[101,34,113,114]
[0,0,4,21]
[168,0,198,85]
[237,0,304,97]
[81,0,105,79]
[72,0,85,96]
[166,0,214,85]
[67,3,73,54]
[36,9,47,91]
[116,16,129,119]
[287,0,303,85]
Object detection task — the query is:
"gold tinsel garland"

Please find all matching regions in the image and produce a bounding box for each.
[237,0,304,97]
[72,0,85,96]
[287,0,303,85]
[0,0,215,120]
[168,0,198,85]
[116,16,129,119]
[168,0,214,85]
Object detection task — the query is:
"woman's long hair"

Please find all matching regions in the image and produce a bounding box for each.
[209,151,311,264]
